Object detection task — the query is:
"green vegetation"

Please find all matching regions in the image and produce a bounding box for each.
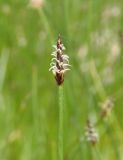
[0,0,123,159]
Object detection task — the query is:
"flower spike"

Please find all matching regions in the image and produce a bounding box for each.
[49,35,71,85]
[85,119,99,146]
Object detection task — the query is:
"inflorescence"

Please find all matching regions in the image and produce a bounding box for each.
[49,35,71,85]
[85,119,99,145]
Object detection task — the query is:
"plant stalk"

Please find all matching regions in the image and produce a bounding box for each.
[58,85,64,160]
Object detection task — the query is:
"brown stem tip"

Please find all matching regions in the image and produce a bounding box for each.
[85,119,99,146]
[49,35,71,85]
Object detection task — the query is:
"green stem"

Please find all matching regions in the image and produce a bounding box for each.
[32,66,38,130]
[38,8,54,44]
[92,145,103,160]
[58,85,64,160]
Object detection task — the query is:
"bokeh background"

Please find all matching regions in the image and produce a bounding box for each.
[0,0,123,159]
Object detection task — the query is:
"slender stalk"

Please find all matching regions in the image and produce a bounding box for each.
[92,145,103,160]
[32,66,39,133]
[38,8,54,44]
[58,85,64,160]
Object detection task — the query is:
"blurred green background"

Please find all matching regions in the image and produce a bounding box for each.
[0,0,123,159]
